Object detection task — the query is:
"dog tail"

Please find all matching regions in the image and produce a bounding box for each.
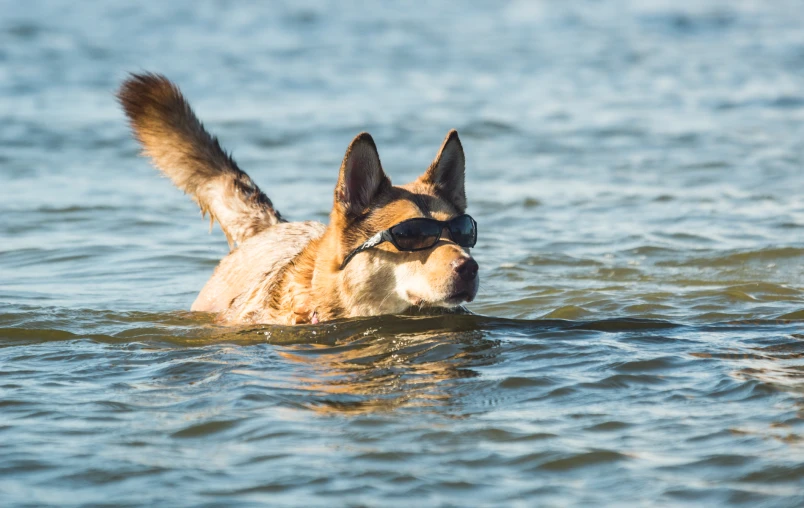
[118,73,283,247]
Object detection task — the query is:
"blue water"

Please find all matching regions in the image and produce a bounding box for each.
[1,1,803,506]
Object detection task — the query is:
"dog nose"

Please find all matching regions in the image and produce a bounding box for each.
[452,257,478,281]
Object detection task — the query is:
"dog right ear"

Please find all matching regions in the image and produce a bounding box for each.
[334,132,391,217]
[418,129,466,213]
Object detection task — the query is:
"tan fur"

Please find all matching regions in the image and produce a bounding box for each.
[119,74,479,325]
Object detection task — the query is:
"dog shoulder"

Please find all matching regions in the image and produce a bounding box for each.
[191,221,326,317]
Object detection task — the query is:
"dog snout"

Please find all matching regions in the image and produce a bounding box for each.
[452,257,478,282]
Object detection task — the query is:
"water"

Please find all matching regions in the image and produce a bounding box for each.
[1,0,803,505]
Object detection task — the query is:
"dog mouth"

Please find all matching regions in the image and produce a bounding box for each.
[405,278,478,308]
[446,290,474,304]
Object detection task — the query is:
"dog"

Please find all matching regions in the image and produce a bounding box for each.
[118,73,479,325]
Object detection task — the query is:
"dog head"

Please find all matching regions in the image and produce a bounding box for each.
[326,130,479,317]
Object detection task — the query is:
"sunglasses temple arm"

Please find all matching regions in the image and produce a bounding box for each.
[339,231,388,270]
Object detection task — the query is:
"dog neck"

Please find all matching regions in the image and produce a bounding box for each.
[281,225,412,324]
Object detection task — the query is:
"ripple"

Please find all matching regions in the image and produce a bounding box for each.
[541,306,592,319]
[537,450,629,471]
[657,247,803,268]
[739,464,804,483]
[586,421,631,432]
[581,374,666,389]
[612,356,682,372]
[171,419,242,438]
[497,376,555,389]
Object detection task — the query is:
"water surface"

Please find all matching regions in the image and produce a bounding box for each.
[1,1,803,506]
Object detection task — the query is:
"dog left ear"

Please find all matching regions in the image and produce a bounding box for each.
[335,132,392,217]
[419,129,466,212]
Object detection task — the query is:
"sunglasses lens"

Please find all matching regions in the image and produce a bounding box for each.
[390,219,441,250]
[449,215,477,247]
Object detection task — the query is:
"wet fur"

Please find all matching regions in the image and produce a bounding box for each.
[119,73,478,325]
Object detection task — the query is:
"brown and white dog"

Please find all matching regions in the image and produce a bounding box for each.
[118,73,479,325]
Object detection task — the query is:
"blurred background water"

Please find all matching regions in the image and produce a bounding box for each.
[1,0,803,506]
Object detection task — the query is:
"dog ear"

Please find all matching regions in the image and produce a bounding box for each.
[420,129,466,212]
[335,132,391,217]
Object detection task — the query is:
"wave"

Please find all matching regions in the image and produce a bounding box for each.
[656,247,804,268]
[1,305,800,347]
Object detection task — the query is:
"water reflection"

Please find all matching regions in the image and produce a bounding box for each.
[266,315,500,414]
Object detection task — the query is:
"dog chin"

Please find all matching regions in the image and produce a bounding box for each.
[447,290,475,304]
[405,289,476,308]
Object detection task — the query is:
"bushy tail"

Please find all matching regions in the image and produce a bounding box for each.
[118,73,283,247]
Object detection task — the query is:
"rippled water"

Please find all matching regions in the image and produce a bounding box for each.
[1,1,803,505]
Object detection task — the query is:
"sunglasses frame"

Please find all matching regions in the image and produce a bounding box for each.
[340,214,477,270]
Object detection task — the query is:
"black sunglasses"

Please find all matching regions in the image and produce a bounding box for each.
[340,214,478,270]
